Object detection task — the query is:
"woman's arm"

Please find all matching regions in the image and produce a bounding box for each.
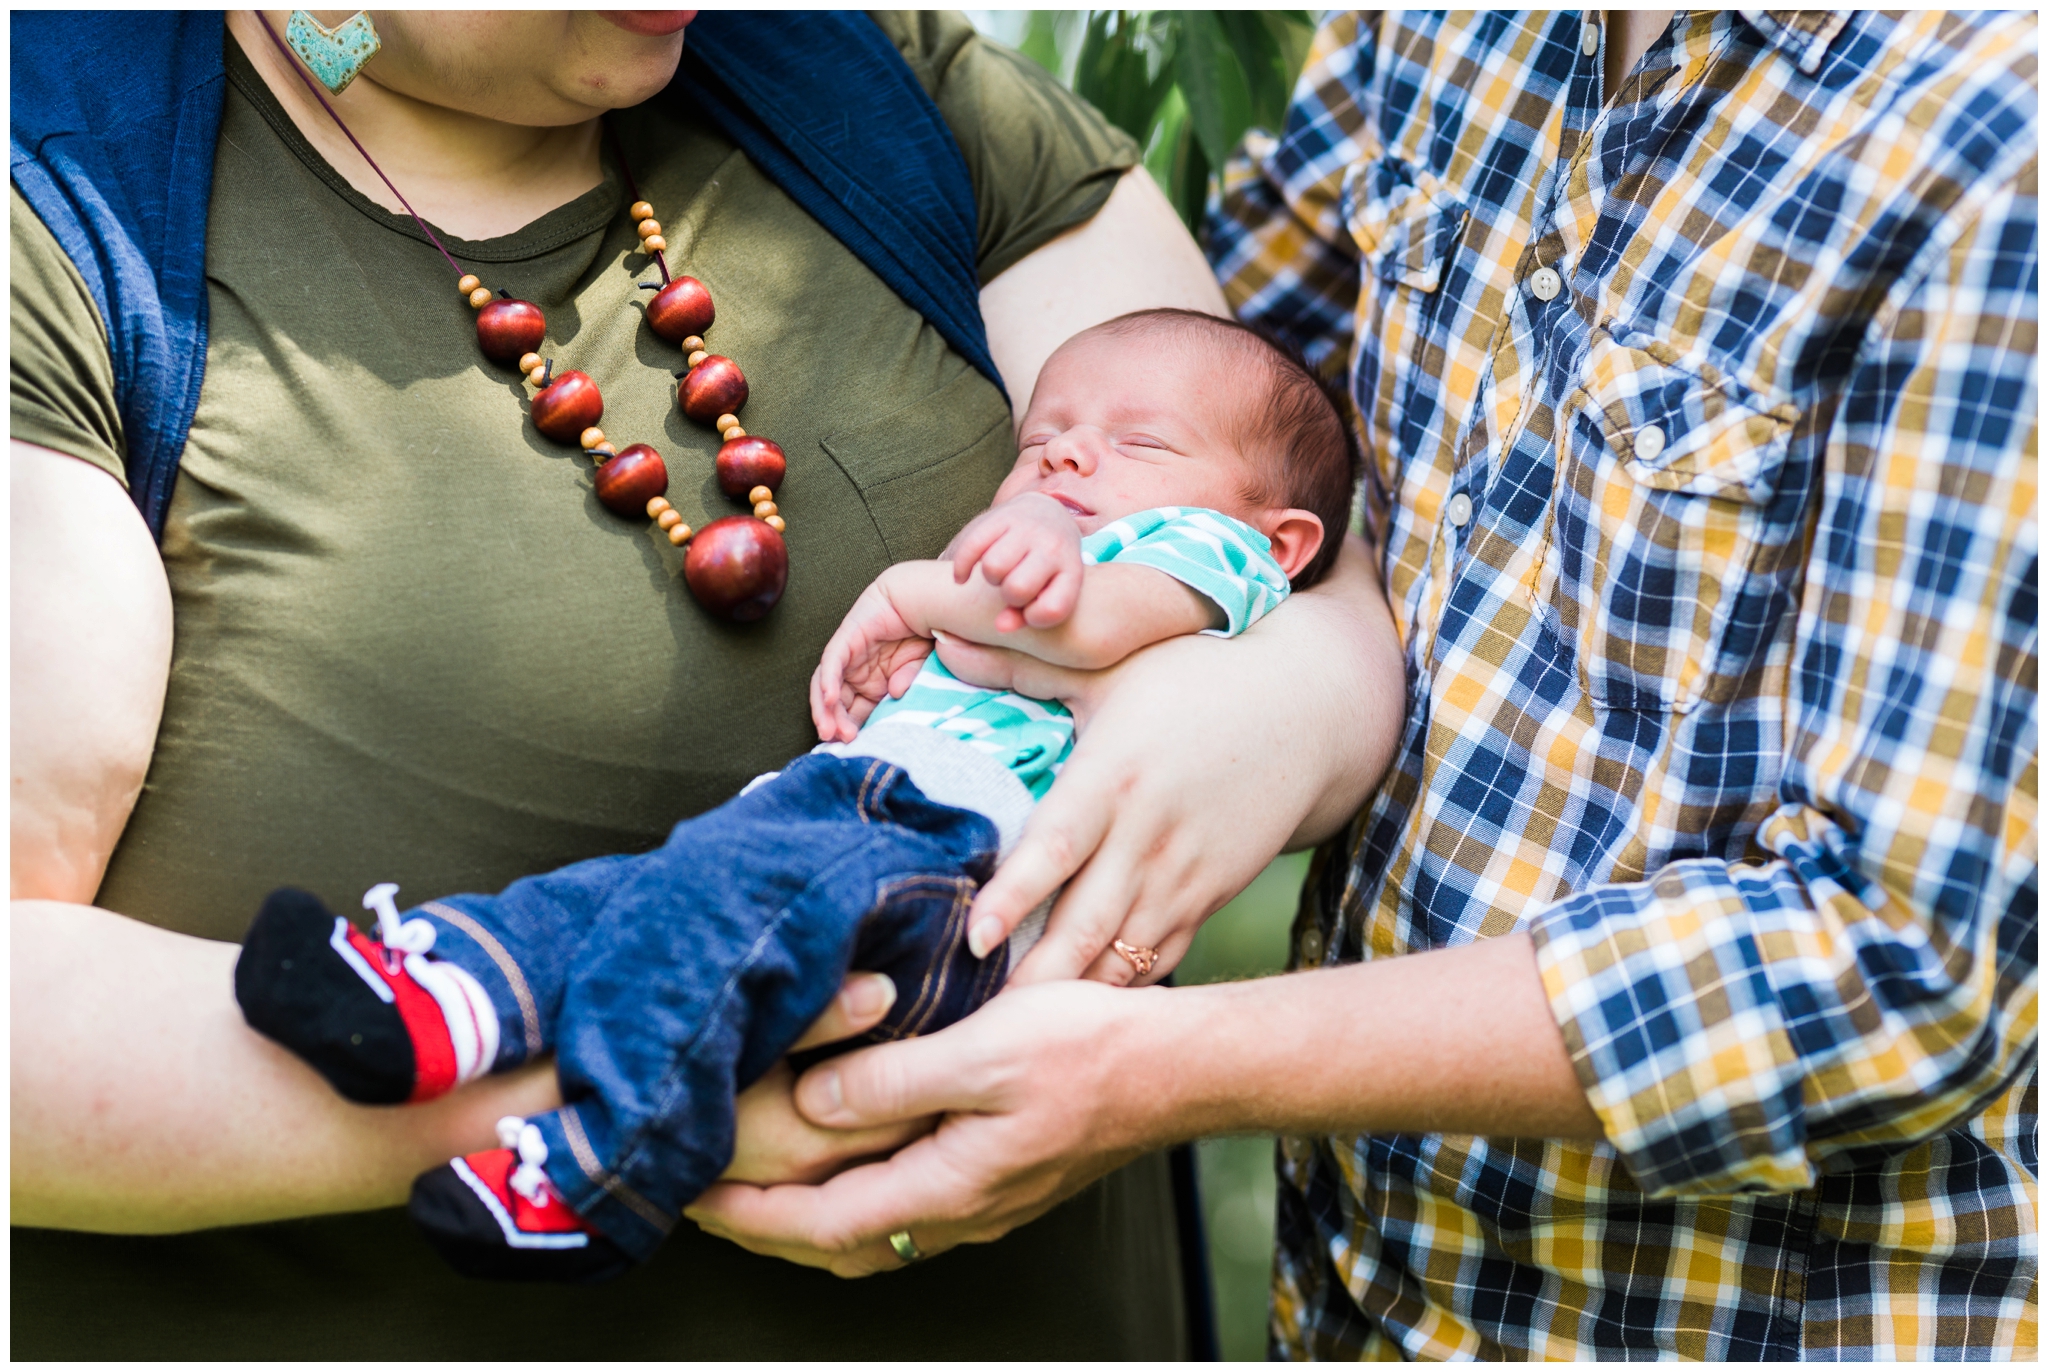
[11,445,910,1228]
[685,933,1599,1276]
[933,532,1404,981]
[980,166,1229,412]
[10,442,563,1231]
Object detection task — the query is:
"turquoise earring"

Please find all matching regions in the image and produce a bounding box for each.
[284,10,381,95]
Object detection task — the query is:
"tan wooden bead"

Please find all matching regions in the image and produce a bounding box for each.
[764,514,786,533]
[644,235,667,254]
[629,201,654,222]
[748,485,774,505]
[724,426,746,439]
[656,509,683,530]
[468,287,493,308]
[715,413,739,433]
[580,427,606,450]
[681,335,705,353]
[753,499,778,518]
[646,496,672,517]
[687,350,709,368]
[457,274,481,296]
[667,523,692,546]
[637,219,662,240]
[517,352,542,374]
[592,444,617,459]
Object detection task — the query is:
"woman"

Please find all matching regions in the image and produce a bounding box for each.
[11,10,1400,1358]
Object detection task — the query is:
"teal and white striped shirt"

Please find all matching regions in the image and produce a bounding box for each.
[863,507,1291,799]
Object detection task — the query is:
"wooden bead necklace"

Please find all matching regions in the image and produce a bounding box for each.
[257,13,789,621]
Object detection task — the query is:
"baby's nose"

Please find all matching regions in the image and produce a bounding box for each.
[1041,429,1103,475]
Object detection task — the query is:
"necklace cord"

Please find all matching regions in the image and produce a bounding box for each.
[254,11,469,278]
[255,13,671,289]
[605,122,671,285]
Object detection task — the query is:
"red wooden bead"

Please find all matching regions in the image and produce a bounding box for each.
[593,444,668,516]
[679,356,748,423]
[715,436,786,497]
[644,276,715,343]
[530,370,603,442]
[683,515,787,622]
[477,298,546,362]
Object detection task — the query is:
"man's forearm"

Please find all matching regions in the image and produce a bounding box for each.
[11,900,559,1233]
[1135,933,1601,1145]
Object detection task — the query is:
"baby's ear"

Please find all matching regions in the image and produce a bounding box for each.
[1256,508,1325,580]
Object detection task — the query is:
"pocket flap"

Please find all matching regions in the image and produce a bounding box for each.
[821,367,1014,561]
[1343,157,1467,293]
[1579,334,1801,505]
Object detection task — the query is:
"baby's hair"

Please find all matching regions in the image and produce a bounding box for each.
[1085,308,1359,588]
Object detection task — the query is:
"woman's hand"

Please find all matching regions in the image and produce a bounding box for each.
[721,972,936,1185]
[941,534,1405,984]
[689,979,1155,1274]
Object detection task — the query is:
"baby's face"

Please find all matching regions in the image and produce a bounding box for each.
[995,327,1261,534]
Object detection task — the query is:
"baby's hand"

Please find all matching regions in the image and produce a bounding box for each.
[810,576,934,743]
[945,492,1084,632]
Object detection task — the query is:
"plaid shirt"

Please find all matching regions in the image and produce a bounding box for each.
[1211,11,2037,1360]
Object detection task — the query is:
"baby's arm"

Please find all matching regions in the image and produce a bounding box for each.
[810,496,1221,741]
[890,557,1219,670]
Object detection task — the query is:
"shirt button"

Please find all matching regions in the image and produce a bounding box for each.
[1445,491,1474,528]
[1635,423,1668,460]
[1298,925,1325,965]
[1528,266,1563,302]
[1581,19,1601,56]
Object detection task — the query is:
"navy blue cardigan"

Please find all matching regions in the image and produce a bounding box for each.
[9,11,999,539]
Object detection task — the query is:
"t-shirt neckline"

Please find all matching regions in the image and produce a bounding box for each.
[223,30,628,264]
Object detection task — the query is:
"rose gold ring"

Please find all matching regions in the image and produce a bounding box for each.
[1111,938,1159,978]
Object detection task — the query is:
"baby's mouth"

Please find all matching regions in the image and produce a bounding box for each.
[1047,492,1093,518]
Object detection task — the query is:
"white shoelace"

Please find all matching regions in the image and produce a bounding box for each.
[496,1116,555,1206]
[362,883,500,1085]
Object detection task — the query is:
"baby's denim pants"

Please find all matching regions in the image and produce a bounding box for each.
[412,751,1006,1261]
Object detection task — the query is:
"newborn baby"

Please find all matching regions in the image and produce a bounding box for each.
[234,307,1358,1282]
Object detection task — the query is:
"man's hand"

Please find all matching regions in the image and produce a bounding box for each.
[944,493,1084,633]
[810,574,935,743]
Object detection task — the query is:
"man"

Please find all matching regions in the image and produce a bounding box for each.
[1203,10,2037,1356]
[690,11,2036,1358]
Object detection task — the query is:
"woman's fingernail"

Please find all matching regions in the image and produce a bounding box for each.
[843,972,896,1021]
[967,917,1004,959]
[812,1066,845,1115]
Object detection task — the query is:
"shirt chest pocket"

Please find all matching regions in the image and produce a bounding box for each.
[1534,333,1804,713]
[821,368,1016,563]
[1345,158,1467,493]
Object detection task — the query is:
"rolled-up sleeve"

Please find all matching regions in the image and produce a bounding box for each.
[1530,168,2040,1197]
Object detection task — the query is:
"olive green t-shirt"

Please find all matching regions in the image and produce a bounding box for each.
[13,15,1190,1361]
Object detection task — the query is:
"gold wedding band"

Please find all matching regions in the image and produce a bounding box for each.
[1112,938,1159,977]
[888,1229,925,1263]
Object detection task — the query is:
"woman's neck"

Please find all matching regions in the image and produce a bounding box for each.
[230,12,604,241]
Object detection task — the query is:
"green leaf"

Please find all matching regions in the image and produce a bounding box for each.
[1212,11,1293,130]
[1018,10,1063,77]
[1263,10,1317,83]
[1073,11,1175,144]
[1143,84,1211,232]
[1172,10,1255,170]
